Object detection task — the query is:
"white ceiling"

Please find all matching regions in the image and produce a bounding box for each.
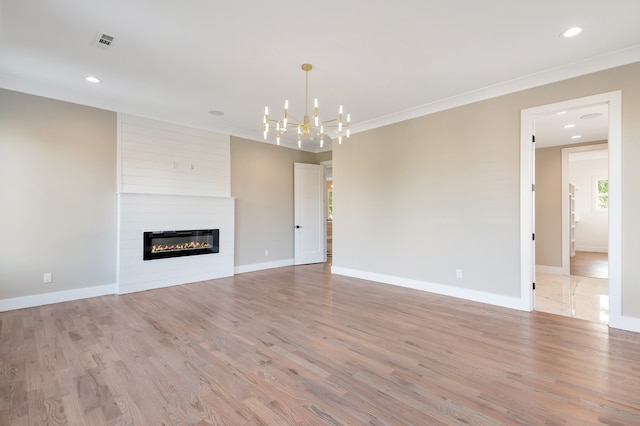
[1,0,639,152]
[535,103,609,148]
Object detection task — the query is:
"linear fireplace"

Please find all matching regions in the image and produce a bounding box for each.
[143,229,219,261]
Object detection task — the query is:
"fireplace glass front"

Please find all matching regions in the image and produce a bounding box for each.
[143,229,219,260]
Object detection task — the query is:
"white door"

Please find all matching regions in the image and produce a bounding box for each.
[294,163,326,265]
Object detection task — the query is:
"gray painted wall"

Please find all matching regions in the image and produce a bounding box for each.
[535,146,563,268]
[0,89,117,298]
[3,61,640,322]
[230,137,317,268]
[333,62,640,319]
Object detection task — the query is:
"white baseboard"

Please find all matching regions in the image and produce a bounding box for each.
[575,246,609,253]
[609,313,640,333]
[536,265,566,275]
[117,280,194,295]
[235,259,294,274]
[0,284,116,312]
[331,266,525,311]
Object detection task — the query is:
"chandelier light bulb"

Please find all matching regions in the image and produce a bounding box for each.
[262,63,351,148]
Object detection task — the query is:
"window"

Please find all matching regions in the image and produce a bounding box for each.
[594,176,608,211]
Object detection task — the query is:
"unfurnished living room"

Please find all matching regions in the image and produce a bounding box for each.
[1,1,640,425]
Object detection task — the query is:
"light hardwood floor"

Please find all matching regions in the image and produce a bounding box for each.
[1,263,639,425]
[571,251,608,279]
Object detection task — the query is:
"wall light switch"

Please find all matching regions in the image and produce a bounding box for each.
[456,269,463,279]
[44,272,52,283]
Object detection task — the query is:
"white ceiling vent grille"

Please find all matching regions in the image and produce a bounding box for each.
[97,33,114,48]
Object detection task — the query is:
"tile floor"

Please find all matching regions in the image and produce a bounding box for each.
[535,273,609,323]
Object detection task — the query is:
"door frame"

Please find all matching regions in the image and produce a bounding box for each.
[520,91,622,326]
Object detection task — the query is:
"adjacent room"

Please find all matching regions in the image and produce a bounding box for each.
[1,1,640,424]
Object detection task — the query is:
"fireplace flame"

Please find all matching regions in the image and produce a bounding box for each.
[151,241,212,253]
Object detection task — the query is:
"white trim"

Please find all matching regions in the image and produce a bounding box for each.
[536,265,565,275]
[0,284,116,312]
[233,47,640,145]
[520,109,535,311]
[350,47,640,136]
[608,91,623,329]
[234,259,294,274]
[561,148,570,276]
[609,314,640,334]
[332,267,525,311]
[521,91,626,330]
[575,246,609,253]
[117,280,195,295]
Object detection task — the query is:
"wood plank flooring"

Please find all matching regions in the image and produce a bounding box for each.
[1,263,639,425]
[571,251,608,279]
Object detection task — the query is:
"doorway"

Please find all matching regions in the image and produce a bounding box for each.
[519,91,622,327]
[535,141,609,323]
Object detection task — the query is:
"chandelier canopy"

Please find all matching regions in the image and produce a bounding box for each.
[263,63,350,148]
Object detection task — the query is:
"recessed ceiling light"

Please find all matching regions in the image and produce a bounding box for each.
[556,110,567,115]
[561,27,583,38]
[580,112,602,120]
[571,135,582,139]
[208,110,224,116]
[563,124,576,129]
[85,76,101,83]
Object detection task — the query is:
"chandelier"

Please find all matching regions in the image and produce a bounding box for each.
[263,63,350,148]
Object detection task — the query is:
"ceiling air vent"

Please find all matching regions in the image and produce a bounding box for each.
[97,33,114,48]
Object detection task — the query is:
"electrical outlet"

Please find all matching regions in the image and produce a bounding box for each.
[264,249,269,257]
[456,269,463,279]
[43,272,52,283]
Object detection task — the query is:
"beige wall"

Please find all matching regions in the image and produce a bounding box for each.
[230,137,317,267]
[334,96,521,297]
[316,150,332,163]
[535,147,563,267]
[3,61,640,321]
[334,61,640,319]
[0,89,117,298]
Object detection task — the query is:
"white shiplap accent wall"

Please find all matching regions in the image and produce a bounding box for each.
[117,194,234,294]
[117,114,235,294]
[118,114,230,197]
